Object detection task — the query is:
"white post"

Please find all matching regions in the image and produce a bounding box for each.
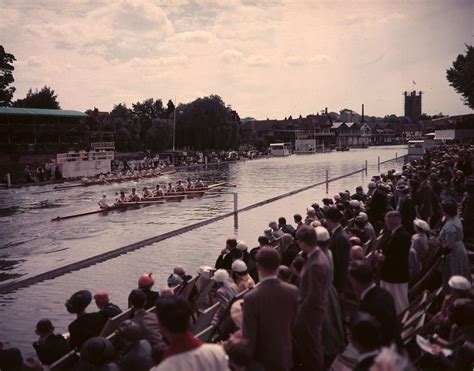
[6,173,11,187]
[326,169,329,194]
[233,192,238,229]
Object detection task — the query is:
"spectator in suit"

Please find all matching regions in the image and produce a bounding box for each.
[242,247,298,371]
[293,225,330,371]
[215,239,241,270]
[66,290,104,350]
[152,296,228,371]
[129,289,167,364]
[375,211,411,314]
[348,260,402,348]
[396,185,417,234]
[293,214,303,232]
[248,236,269,282]
[325,208,351,295]
[32,319,69,366]
[417,170,434,223]
[351,312,383,371]
[367,183,389,234]
[278,217,295,236]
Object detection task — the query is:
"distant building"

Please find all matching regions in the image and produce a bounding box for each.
[404,91,422,123]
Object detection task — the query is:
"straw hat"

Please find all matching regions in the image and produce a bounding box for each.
[413,219,430,233]
[448,276,471,291]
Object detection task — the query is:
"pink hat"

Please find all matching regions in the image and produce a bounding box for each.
[138,273,154,288]
[94,290,109,305]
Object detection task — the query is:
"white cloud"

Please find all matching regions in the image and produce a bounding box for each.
[221,49,244,64]
[246,55,271,67]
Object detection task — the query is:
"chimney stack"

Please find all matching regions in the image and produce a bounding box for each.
[361,104,365,123]
[325,107,328,115]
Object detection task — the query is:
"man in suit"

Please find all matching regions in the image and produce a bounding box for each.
[215,238,240,270]
[33,319,69,366]
[350,312,383,371]
[129,289,167,363]
[375,211,411,314]
[396,185,416,234]
[325,208,351,295]
[348,260,402,348]
[367,183,389,234]
[243,247,298,371]
[293,225,330,371]
[416,170,434,223]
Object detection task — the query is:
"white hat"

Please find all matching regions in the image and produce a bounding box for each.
[413,219,430,233]
[394,171,402,176]
[213,269,230,283]
[312,220,322,228]
[357,212,368,222]
[334,194,341,200]
[197,265,213,276]
[448,275,471,291]
[231,259,247,273]
[315,226,330,242]
[236,240,248,251]
[306,207,316,215]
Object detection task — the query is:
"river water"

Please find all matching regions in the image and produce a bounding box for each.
[0,145,406,355]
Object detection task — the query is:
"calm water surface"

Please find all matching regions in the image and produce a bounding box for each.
[0,145,406,354]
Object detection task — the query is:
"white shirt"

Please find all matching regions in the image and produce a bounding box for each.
[98,198,108,208]
[151,344,229,371]
[360,283,377,301]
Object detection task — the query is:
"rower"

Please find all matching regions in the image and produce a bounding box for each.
[186,178,194,189]
[98,194,109,209]
[116,191,127,204]
[128,188,140,202]
[98,173,106,181]
[194,178,205,188]
[166,182,175,193]
[175,180,185,192]
[154,184,165,197]
[142,187,152,199]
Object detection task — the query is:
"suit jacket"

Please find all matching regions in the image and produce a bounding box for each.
[417,180,433,219]
[398,197,416,234]
[215,248,241,270]
[68,312,104,349]
[380,226,411,283]
[33,333,69,366]
[359,285,402,347]
[353,353,377,371]
[328,226,351,293]
[243,277,298,371]
[133,309,166,354]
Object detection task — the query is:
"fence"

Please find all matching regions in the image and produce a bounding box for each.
[0,154,406,295]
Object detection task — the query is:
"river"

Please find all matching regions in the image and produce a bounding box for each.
[0,145,406,355]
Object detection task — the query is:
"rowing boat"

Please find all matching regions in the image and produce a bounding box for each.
[54,170,176,190]
[51,183,229,221]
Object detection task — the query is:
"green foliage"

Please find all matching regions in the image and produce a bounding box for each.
[447,44,474,110]
[13,86,61,109]
[0,45,16,106]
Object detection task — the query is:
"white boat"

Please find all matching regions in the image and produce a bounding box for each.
[269,143,292,156]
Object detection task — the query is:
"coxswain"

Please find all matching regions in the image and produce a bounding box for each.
[175,180,185,192]
[186,178,194,189]
[194,178,205,188]
[98,194,109,209]
[128,188,140,202]
[166,182,175,193]
[116,191,127,204]
[154,184,165,197]
[142,187,152,199]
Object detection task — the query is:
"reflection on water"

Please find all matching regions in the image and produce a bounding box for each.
[0,146,406,355]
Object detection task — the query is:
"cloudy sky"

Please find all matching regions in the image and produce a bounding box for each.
[1,0,473,119]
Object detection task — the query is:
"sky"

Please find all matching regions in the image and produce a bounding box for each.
[1,0,473,119]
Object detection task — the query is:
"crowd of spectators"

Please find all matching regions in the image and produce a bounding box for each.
[1,144,473,370]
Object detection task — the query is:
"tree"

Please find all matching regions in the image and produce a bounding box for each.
[447,44,474,110]
[0,45,16,106]
[13,86,61,109]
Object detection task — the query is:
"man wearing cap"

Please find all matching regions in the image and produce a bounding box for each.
[396,184,416,234]
[325,208,351,295]
[94,291,122,319]
[242,247,298,371]
[33,319,69,366]
[375,211,411,314]
[293,225,330,371]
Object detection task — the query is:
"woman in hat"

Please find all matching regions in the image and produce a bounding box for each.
[439,201,471,290]
[409,219,431,278]
[231,260,255,292]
